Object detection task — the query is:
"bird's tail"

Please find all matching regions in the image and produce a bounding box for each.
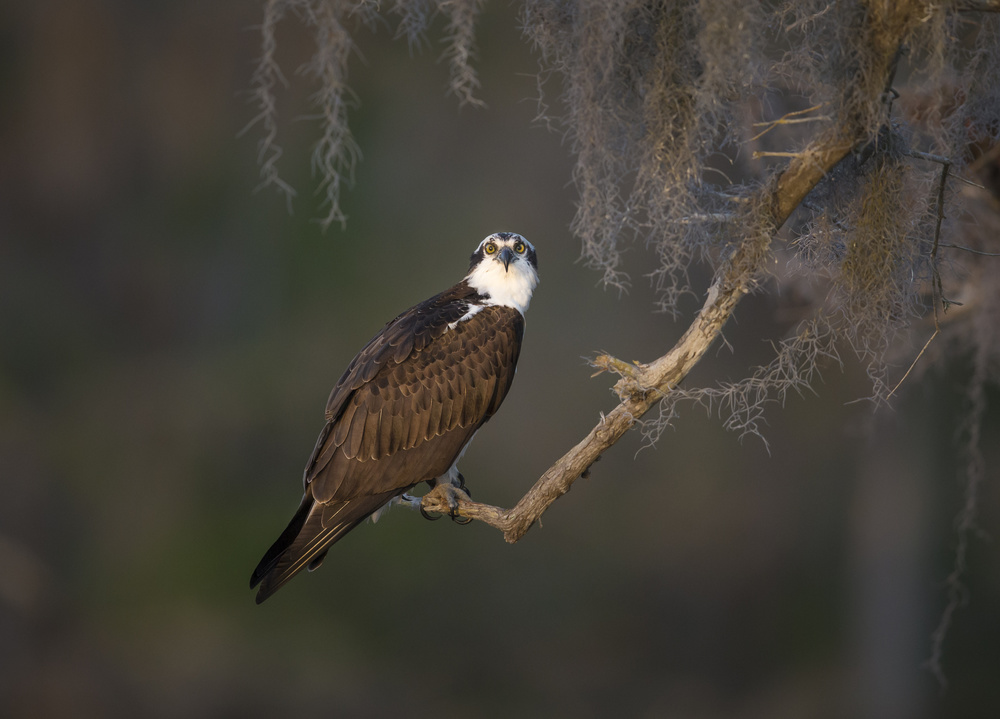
[249,490,398,604]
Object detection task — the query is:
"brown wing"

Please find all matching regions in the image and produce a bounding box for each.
[251,290,523,603]
[308,303,523,502]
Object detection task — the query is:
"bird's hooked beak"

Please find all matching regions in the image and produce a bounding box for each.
[499,246,515,272]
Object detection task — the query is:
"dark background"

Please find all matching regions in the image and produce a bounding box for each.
[1,2,998,717]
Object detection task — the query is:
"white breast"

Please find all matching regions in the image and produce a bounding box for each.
[465,259,539,315]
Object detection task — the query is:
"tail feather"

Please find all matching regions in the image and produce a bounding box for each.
[250,490,398,604]
[250,493,312,590]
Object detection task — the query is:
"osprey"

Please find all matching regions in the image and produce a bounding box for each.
[250,232,539,603]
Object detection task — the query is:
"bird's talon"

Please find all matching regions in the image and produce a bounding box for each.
[420,506,442,521]
[445,483,473,524]
[455,471,472,498]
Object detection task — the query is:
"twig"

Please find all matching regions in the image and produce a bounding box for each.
[887,146,951,399]
[937,243,1000,257]
[590,354,643,381]
[907,150,952,165]
[750,104,828,141]
[954,176,987,190]
[753,151,807,159]
[930,159,950,311]
[886,327,940,400]
[907,150,985,190]
[673,213,738,225]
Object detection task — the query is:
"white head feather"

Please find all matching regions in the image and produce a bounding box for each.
[465,233,539,315]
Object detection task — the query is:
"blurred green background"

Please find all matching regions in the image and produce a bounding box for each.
[1,2,998,718]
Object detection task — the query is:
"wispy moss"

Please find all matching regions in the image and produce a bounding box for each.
[523,0,765,301]
[254,0,486,229]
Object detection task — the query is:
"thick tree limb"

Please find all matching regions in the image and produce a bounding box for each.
[422,138,856,542]
[422,4,927,542]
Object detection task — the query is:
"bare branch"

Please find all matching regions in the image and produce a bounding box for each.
[423,1,927,542]
[425,130,861,541]
[750,103,828,141]
[752,150,807,159]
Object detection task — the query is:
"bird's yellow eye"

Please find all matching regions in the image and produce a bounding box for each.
[514,242,526,254]
[484,242,497,254]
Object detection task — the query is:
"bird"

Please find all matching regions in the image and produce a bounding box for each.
[250,232,539,603]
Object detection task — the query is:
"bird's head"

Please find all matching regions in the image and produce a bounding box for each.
[465,232,539,314]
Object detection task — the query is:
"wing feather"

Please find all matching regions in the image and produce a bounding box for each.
[392,335,413,363]
[377,410,392,456]
[332,398,358,446]
[364,406,382,460]
[344,403,367,459]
